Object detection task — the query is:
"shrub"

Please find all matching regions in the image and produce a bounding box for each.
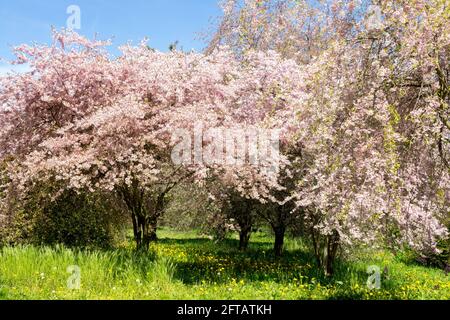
[32,190,127,249]
[0,186,128,249]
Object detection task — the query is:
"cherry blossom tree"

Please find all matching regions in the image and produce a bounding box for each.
[194,49,306,255]
[207,0,449,273]
[206,0,368,63]
[0,30,241,250]
[289,0,450,274]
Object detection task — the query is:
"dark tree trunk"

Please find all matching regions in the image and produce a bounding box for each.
[310,226,322,268]
[137,215,148,251]
[324,230,340,276]
[239,227,251,251]
[309,216,340,275]
[325,255,334,276]
[273,226,286,257]
[131,210,141,249]
[118,184,164,251]
[147,217,158,242]
[310,227,339,276]
[136,215,160,251]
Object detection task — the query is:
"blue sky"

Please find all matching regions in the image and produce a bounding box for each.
[0,0,222,74]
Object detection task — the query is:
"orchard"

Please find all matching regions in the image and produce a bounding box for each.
[0,0,448,300]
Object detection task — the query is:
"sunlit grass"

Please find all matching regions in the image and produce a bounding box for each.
[0,228,448,300]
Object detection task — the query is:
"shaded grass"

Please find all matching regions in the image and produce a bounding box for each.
[0,228,448,300]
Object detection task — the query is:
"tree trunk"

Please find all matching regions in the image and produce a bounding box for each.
[147,217,158,242]
[131,210,140,249]
[239,227,251,251]
[324,230,340,276]
[273,226,285,257]
[310,226,322,268]
[325,249,334,276]
[135,216,159,251]
[136,215,148,251]
[118,182,169,251]
[309,226,340,276]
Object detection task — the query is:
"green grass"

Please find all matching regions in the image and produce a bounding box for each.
[0,228,448,300]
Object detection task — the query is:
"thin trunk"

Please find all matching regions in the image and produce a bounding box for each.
[148,217,158,242]
[136,215,159,250]
[325,231,340,276]
[131,211,139,248]
[119,185,167,251]
[325,236,333,276]
[310,225,340,276]
[273,226,285,257]
[136,215,147,251]
[311,226,322,267]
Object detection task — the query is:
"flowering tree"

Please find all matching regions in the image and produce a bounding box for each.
[290,0,449,274]
[208,0,449,274]
[195,49,306,255]
[0,31,242,250]
[206,0,367,63]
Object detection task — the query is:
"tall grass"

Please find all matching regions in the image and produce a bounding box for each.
[0,245,179,299]
[0,229,449,300]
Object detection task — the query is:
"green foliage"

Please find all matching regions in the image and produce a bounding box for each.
[1,187,128,249]
[32,191,127,249]
[0,209,38,245]
[0,229,448,300]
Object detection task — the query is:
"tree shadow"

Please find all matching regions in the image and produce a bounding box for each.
[161,237,361,288]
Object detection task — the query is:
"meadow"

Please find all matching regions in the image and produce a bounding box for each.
[0,228,448,300]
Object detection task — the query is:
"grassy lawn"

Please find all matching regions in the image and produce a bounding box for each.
[0,228,449,300]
